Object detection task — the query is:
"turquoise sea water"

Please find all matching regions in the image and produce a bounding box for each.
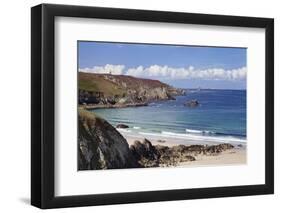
[91,89,246,144]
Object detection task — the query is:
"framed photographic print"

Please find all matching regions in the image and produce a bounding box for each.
[31,3,274,209]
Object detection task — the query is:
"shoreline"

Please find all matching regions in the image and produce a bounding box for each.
[119,129,247,147]
[81,102,148,110]
[121,131,247,167]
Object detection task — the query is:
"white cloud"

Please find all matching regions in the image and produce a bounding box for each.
[79,64,125,75]
[80,64,246,81]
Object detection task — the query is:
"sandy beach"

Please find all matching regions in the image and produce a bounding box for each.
[120,130,246,167]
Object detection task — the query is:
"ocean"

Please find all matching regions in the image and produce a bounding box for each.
[91,89,246,144]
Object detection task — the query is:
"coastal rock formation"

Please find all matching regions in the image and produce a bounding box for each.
[83,102,148,110]
[78,109,139,170]
[170,143,234,155]
[130,139,196,167]
[130,139,235,167]
[79,72,185,106]
[205,143,234,154]
[130,139,159,161]
[184,99,199,107]
[116,124,129,128]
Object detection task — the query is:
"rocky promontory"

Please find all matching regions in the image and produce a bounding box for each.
[79,72,185,107]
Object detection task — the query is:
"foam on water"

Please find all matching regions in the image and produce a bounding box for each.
[116,128,132,133]
[133,126,141,129]
[137,130,246,144]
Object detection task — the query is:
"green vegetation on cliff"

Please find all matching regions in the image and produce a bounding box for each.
[79,72,185,105]
[79,72,126,97]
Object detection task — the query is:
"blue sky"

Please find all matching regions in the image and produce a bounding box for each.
[78,41,247,89]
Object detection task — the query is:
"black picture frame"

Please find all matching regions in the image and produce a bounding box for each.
[31,3,274,209]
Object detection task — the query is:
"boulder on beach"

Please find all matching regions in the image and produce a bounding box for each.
[116,124,129,128]
[184,99,199,107]
[129,139,197,167]
[130,139,158,161]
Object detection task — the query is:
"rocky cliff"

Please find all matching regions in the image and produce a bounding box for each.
[79,72,185,105]
[78,109,139,170]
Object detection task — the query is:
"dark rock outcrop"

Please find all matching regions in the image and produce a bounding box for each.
[129,139,234,167]
[79,90,101,105]
[205,143,234,154]
[130,139,158,161]
[130,139,196,167]
[78,109,139,170]
[116,124,129,128]
[184,99,199,107]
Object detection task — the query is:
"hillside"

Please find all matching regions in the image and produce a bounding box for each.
[79,72,185,106]
[79,72,126,97]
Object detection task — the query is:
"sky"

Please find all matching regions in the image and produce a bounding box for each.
[78,41,247,90]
